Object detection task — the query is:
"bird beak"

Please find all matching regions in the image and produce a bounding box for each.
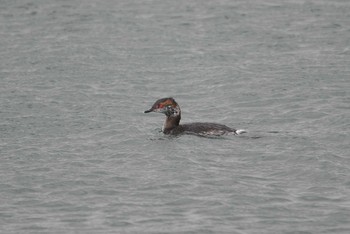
[144,109,153,113]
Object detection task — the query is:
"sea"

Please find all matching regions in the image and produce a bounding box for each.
[1,0,349,233]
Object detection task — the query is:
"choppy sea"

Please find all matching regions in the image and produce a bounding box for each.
[1,0,349,233]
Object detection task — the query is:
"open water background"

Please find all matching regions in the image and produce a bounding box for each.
[1,0,350,233]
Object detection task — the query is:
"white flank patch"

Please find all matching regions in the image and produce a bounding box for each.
[235,129,246,135]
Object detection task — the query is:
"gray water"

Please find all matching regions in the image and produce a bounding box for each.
[1,0,349,233]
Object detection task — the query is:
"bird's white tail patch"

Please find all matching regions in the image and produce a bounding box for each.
[235,129,246,135]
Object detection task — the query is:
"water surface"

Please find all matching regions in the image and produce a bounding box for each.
[1,0,349,233]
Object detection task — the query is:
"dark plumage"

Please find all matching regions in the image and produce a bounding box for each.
[144,97,245,136]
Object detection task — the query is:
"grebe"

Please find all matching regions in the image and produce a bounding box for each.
[144,97,245,136]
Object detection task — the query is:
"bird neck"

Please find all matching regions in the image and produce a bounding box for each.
[162,113,181,134]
